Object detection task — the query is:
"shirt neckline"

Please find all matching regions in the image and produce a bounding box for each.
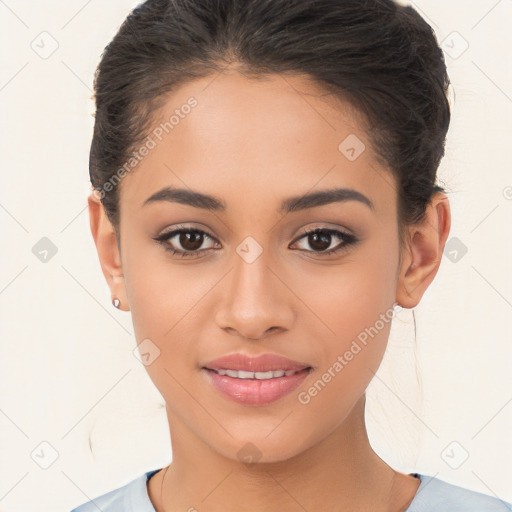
[143,470,426,511]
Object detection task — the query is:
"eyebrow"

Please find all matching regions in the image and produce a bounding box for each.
[142,186,374,213]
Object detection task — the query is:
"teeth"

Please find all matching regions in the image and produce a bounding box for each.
[213,368,302,379]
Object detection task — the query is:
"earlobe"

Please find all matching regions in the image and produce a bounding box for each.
[395,193,451,309]
[88,191,130,311]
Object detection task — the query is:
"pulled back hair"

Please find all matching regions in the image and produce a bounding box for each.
[90,0,450,247]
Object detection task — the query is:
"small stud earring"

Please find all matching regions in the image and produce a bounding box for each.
[112,298,121,309]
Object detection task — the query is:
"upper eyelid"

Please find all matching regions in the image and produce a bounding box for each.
[292,226,349,239]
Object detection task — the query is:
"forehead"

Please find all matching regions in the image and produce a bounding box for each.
[119,71,396,215]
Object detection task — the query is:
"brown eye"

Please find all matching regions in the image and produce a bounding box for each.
[177,231,204,251]
[291,228,358,256]
[153,228,219,257]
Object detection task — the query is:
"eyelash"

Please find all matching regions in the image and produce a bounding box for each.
[153,226,358,258]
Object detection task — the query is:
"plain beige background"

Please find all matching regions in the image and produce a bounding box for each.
[0,1,511,511]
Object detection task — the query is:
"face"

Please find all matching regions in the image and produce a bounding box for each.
[95,71,422,464]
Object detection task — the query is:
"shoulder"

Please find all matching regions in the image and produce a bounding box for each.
[408,473,512,512]
[69,469,160,512]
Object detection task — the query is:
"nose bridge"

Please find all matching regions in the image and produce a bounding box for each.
[214,236,293,338]
[229,212,274,291]
[228,235,275,310]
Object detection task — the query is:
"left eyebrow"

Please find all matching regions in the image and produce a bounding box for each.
[278,187,374,214]
[141,186,374,213]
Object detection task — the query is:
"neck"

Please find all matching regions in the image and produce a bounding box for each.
[151,395,417,512]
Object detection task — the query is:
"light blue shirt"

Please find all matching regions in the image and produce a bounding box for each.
[70,470,512,511]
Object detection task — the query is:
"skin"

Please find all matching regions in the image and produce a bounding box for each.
[88,70,451,512]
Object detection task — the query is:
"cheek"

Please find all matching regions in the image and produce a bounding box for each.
[291,235,398,401]
[123,243,208,358]
[293,236,398,343]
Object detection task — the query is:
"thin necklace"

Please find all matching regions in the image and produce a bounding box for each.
[159,464,171,512]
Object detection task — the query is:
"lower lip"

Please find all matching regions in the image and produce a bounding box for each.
[202,368,312,406]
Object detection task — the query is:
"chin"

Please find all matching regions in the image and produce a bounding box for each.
[205,429,315,466]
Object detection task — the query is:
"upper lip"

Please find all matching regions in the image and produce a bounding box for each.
[203,353,312,372]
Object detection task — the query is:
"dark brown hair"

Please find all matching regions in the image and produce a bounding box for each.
[90,0,450,246]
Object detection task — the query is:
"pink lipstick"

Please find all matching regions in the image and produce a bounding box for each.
[202,353,312,405]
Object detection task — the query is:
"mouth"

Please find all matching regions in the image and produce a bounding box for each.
[201,352,313,405]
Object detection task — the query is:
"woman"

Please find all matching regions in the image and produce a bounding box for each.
[71,0,511,510]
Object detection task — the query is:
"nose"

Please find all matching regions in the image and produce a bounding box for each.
[214,247,295,341]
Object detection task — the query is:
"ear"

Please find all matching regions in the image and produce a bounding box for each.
[88,190,130,311]
[396,192,451,309]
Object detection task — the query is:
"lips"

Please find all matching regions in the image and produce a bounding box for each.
[203,352,312,373]
[201,352,314,405]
